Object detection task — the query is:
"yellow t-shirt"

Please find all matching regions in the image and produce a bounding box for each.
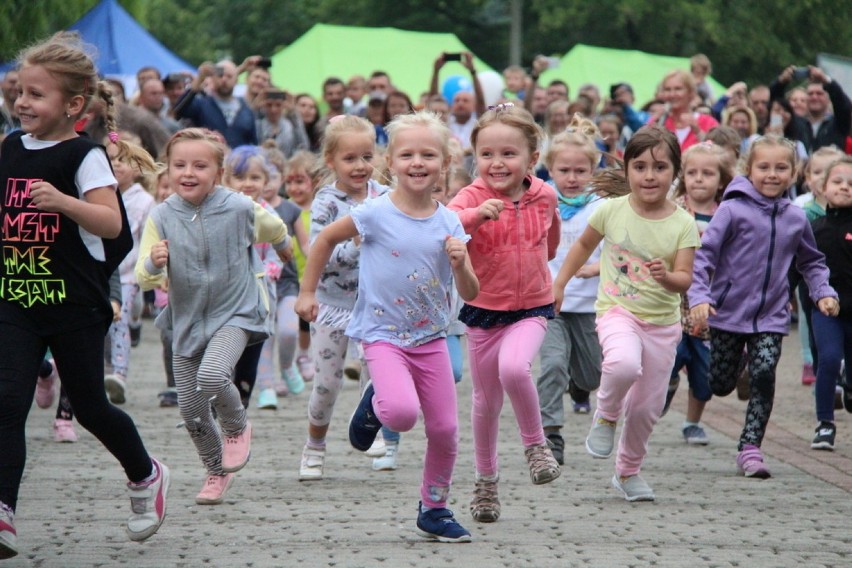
[589,195,699,325]
[293,208,311,280]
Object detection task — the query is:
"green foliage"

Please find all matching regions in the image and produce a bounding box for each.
[2,0,851,90]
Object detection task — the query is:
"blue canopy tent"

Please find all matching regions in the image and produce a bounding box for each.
[3,0,193,92]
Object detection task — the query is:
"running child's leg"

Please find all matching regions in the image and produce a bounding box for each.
[740,333,782,450]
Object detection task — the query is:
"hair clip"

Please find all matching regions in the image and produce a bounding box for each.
[487,102,515,113]
[108,131,119,143]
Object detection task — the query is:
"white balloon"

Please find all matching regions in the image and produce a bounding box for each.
[477,70,505,106]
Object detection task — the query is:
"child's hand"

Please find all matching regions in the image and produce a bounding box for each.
[646,258,668,282]
[294,292,318,322]
[575,262,600,279]
[478,199,504,221]
[151,240,169,269]
[111,300,121,322]
[817,296,840,317]
[444,235,467,268]
[552,284,564,312]
[276,243,294,263]
[689,303,715,332]
[29,181,69,213]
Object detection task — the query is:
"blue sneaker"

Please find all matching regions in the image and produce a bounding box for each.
[349,382,382,451]
[415,502,472,543]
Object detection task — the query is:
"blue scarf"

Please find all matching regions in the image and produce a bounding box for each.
[557,193,593,221]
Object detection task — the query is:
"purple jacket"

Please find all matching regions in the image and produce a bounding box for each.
[689,176,836,335]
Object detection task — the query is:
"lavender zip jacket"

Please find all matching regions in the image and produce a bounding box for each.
[689,175,836,335]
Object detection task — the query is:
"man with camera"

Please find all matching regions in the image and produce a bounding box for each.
[770,65,851,153]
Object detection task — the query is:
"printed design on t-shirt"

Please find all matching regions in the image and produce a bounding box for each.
[372,264,445,342]
[602,232,650,301]
[1,178,66,306]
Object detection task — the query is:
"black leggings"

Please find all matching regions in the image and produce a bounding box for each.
[709,328,783,451]
[0,320,152,511]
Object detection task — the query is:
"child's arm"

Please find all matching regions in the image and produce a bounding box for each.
[135,217,168,291]
[445,236,479,302]
[552,225,603,309]
[547,206,561,260]
[647,247,695,294]
[294,216,359,322]
[293,215,310,259]
[253,201,293,262]
[30,183,122,238]
[447,192,504,233]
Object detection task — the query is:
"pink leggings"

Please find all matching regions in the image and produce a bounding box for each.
[466,317,548,477]
[364,339,458,508]
[595,306,681,477]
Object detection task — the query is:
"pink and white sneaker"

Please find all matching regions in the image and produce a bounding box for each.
[222,421,252,473]
[126,458,170,542]
[0,501,17,559]
[53,419,78,443]
[736,444,771,479]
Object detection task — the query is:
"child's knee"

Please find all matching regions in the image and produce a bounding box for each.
[379,403,419,432]
[602,354,642,383]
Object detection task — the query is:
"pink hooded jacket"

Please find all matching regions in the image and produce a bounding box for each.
[448,175,560,311]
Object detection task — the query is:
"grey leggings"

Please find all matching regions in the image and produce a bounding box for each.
[173,326,249,475]
[709,329,782,450]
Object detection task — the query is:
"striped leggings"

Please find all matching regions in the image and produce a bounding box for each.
[174,326,249,475]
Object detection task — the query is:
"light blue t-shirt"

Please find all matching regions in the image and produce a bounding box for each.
[346,193,469,347]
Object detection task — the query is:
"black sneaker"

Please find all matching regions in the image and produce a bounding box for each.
[811,421,836,451]
[129,325,141,347]
[842,376,852,414]
[546,432,564,465]
[415,502,472,543]
[348,381,382,451]
[157,388,178,408]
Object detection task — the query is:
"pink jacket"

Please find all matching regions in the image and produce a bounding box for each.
[655,113,719,150]
[448,176,560,311]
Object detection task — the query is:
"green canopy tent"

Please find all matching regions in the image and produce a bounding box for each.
[267,24,494,103]
[535,44,726,108]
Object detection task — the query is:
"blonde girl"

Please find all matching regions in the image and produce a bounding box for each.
[536,114,605,466]
[662,143,733,444]
[296,111,478,542]
[0,33,169,557]
[136,129,291,505]
[690,135,838,478]
[298,115,390,481]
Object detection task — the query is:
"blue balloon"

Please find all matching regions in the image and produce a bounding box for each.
[442,75,473,104]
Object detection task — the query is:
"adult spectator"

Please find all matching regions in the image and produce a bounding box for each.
[173,59,258,148]
[0,70,20,136]
[295,93,322,152]
[577,83,601,116]
[653,69,718,150]
[314,77,347,140]
[256,88,309,158]
[747,85,770,133]
[429,52,485,152]
[162,72,191,121]
[524,55,569,123]
[770,65,851,153]
[367,72,393,96]
[245,66,272,114]
[137,79,181,134]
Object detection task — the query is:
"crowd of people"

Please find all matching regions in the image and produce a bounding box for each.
[0,31,851,558]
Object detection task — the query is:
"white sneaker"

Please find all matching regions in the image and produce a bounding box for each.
[372,443,398,471]
[299,446,325,481]
[365,433,386,458]
[105,374,127,404]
